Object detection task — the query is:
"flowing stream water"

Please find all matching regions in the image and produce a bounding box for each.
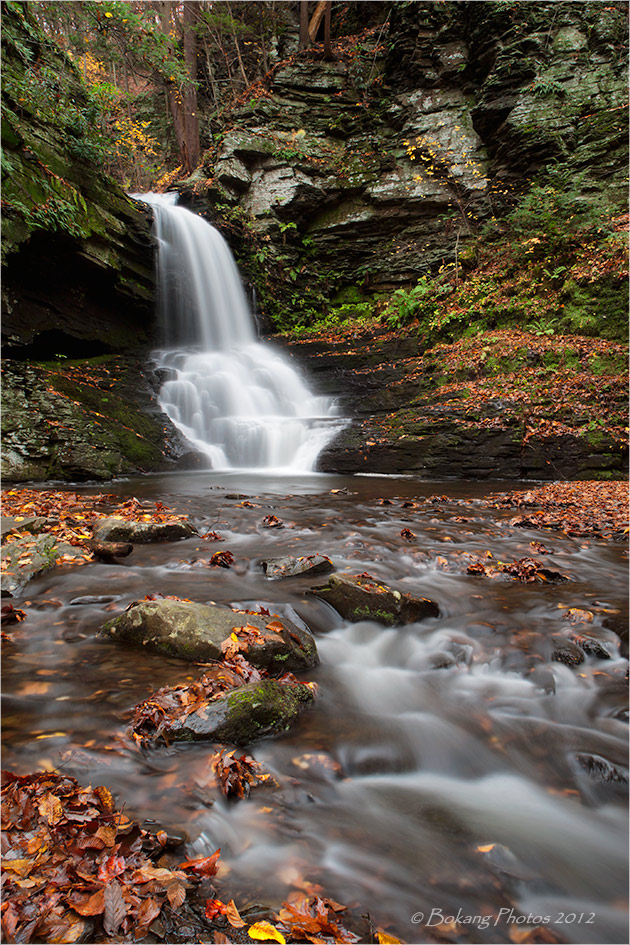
[2,472,628,944]
[140,192,343,471]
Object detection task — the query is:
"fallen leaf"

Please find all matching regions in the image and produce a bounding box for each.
[226,899,246,928]
[38,792,63,825]
[178,849,221,877]
[248,920,287,943]
[103,880,127,935]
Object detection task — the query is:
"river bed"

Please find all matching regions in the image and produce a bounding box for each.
[2,472,628,944]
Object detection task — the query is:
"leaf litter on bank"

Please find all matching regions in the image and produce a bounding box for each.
[487,481,628,539]
[0,770,192,943]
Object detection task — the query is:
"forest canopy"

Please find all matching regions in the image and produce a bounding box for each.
[25,0,369,189]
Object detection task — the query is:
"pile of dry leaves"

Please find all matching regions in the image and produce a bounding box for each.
[0,769,210,943]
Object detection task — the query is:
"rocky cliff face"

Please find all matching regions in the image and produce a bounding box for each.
[0,3,183,482]
[1,2,154,357]
[184,1,627,328]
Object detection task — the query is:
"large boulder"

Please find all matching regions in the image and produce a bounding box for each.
[260,554,334,579]
[99,599,318,672]
[167,678,315,745]
[92,516,197,543]
[311,573,440,626]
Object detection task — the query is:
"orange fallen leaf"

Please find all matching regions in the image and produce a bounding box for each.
[226,899,246,928]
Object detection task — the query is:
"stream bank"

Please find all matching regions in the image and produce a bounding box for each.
[278,327,628,480]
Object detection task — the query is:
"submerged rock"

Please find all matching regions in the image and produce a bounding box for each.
[92,516,197,543]
[167,678,314,745]
[565,630,613,661]
[99,599,318,672]
[261,554,334,579]
[311,573,439,625]
[550,635,585,667]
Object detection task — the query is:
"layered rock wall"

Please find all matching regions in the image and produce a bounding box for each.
[1,2,155,357]
[185,1,627,326]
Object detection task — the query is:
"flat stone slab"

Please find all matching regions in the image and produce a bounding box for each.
[261,554,334,579]
[1,534,77,597]
[1,515,51,538]
[311,573,440,626]
[92,516,197,543]
[167,678,314,745]
[99,599,318,673]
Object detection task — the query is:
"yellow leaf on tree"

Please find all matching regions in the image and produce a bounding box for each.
[248,921,286,944]
[104,11,113,17]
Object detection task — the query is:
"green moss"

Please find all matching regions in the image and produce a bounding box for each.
[352,605,396,625]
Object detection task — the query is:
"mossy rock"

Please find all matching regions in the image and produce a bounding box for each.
[167,678,315,745]
[99,599,319,673]
[311,573,439,626]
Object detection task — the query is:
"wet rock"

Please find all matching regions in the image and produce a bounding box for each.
[70,595,121,606]
[310,573,439,625]
[92,516,197,543]
[167,678,314,745]
[1,515,51,537]
[83,538,133,562]
[574,752,628,785]
[1,534,77,597]
[603,609,629,658]
[550,635,585,667]
[1,359,182,483]
[261,554,334,579]
[99,599,318,673]
[566,630,612,660]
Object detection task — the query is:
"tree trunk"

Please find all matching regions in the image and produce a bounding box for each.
[299,1,310,51]
[323,0,333,59]
[308,0,326,41]
[225,0,249,88]
[159,0,200,173]
[258,2,269,72]
[182,0,200,170]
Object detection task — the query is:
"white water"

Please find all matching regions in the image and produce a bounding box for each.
[140,192,344,471]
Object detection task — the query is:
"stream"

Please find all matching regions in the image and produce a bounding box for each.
[2,471,628,944]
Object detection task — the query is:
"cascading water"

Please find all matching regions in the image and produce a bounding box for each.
[139,192,344,471]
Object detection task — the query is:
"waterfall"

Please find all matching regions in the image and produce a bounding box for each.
[139,192,344,471]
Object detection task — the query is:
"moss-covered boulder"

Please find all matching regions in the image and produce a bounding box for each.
[167,678,314,745]
[311,573,440,626]
[99,599,319,673]
[92,517,197,544]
